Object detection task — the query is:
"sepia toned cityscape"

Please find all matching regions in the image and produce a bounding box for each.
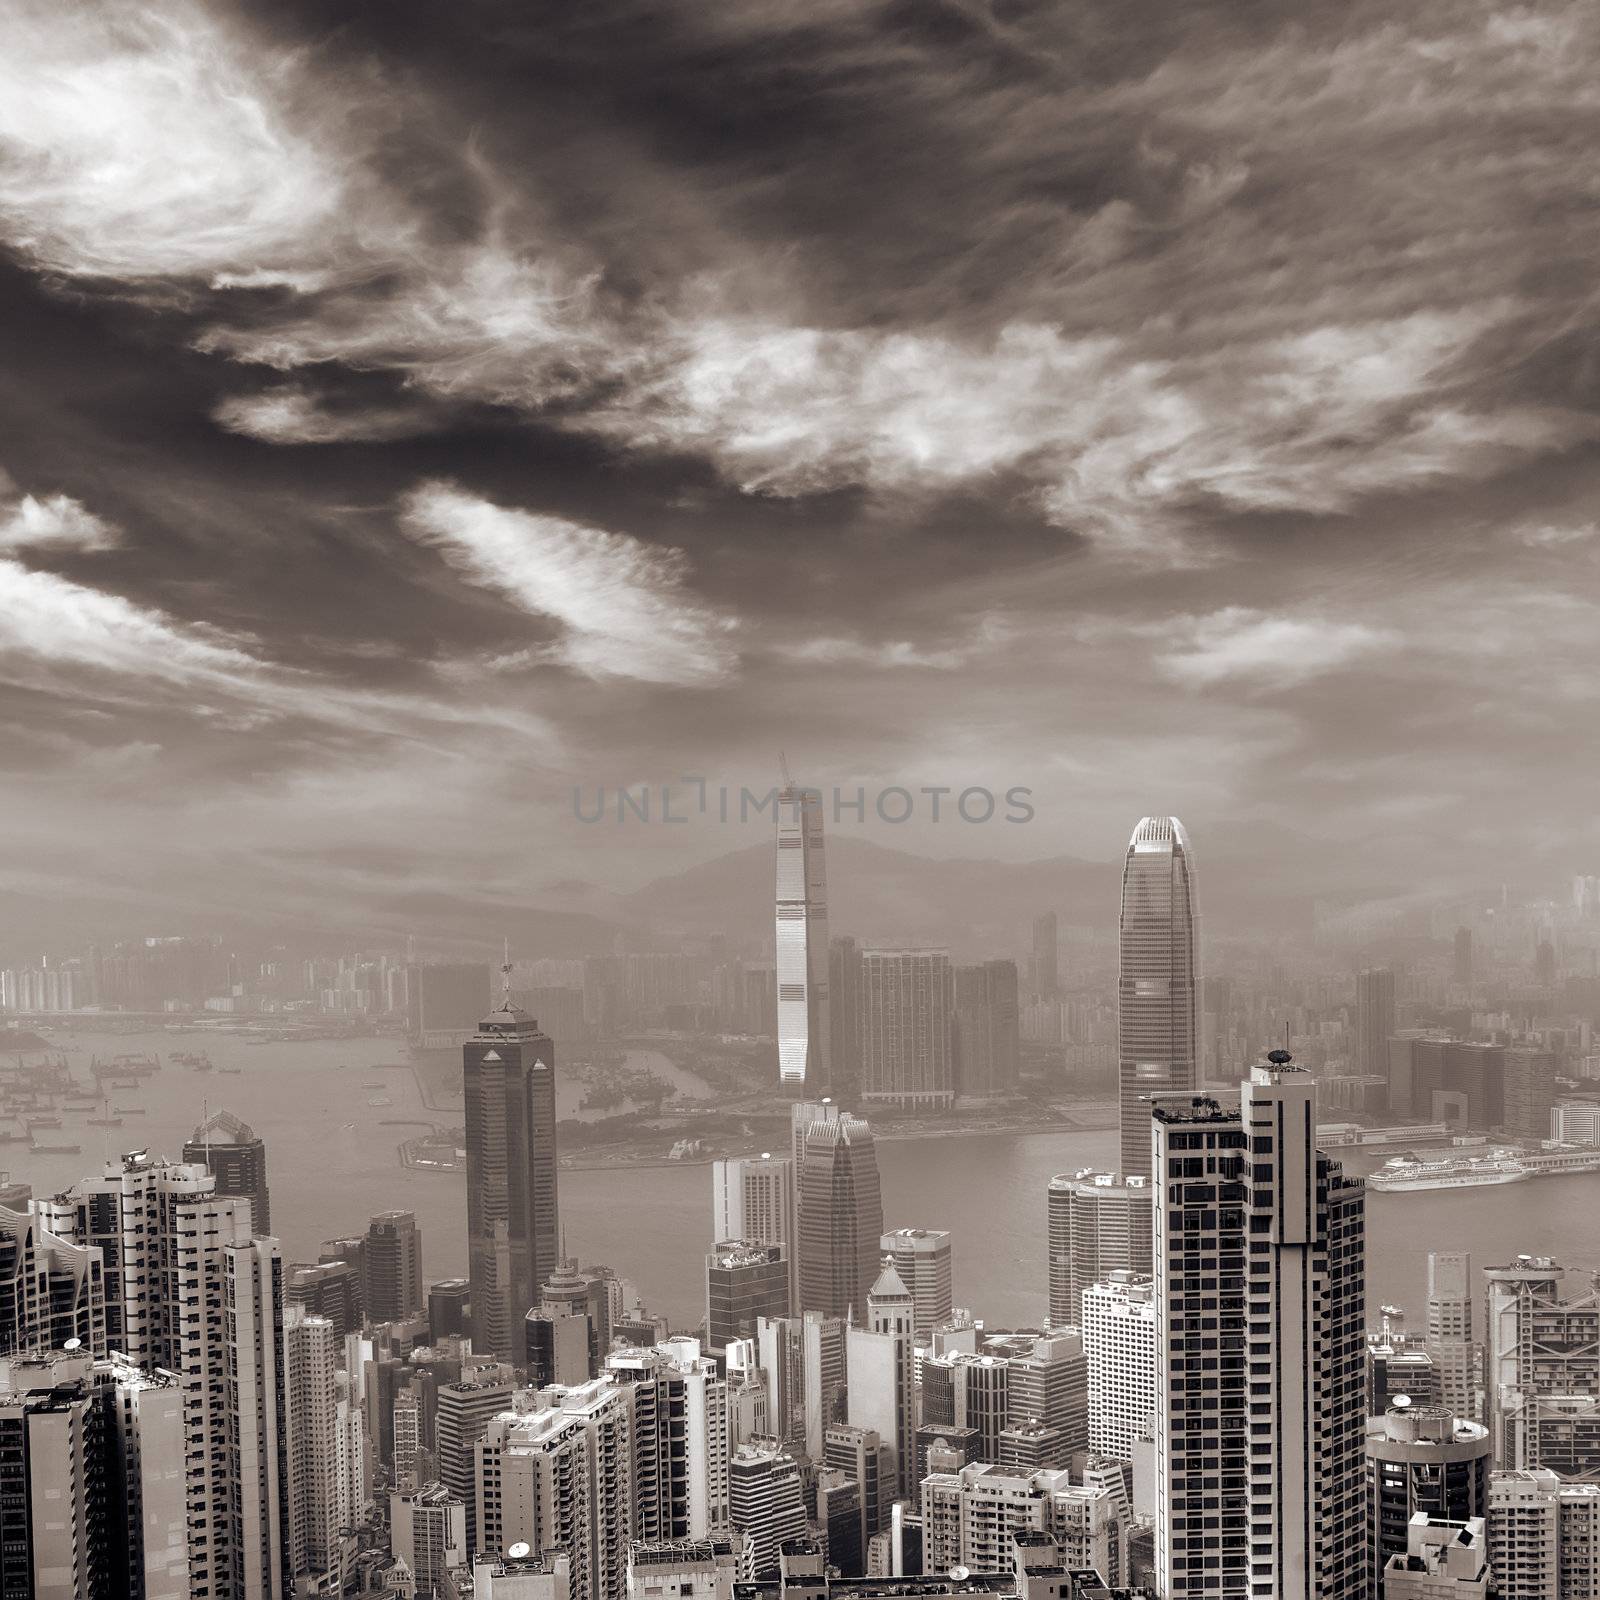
[4,0,1600,1597]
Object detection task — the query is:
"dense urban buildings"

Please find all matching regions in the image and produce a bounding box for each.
[859,948,956,1112]
[776,778,830,1089]
[1118,816,1200,1180]
[1046,1171,1153,1326]
[464,994,560,1363]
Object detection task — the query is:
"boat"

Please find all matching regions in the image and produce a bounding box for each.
[87,1117,123,1127]
[25,1115,62,1129]
[29,1142,82,1155]
[1368,1152,1530,1192]
[217,1067,242,1075]
[114,1107,147,1115]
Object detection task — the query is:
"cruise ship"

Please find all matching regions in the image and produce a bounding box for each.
[1368,1151,1529,1192]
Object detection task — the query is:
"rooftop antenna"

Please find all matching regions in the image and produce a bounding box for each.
[779,751,793,789]
[500,938,513,1009]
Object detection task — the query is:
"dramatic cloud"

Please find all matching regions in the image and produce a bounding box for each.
[1158,611,1396,690]
[0,486,120,553]
[400,482,739,687]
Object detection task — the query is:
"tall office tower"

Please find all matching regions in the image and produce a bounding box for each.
[96,1353,188,1600]
[464,995,559,1362]
[1425,1253,1483,1424]
[35,1155,288,1598]
[711,1155,795,1261]
[1485,1255,1600,1479]
[1118,816,1199,1180]
[408,961,494,1049]
[393,1387,425,1492]
[627,1539,740,1600]
[1047,1171,1153,1326]
[607,1337,732,1540]
[1007,1330,1089,1470]
[539,1259,613,1378]
[1487,1467,1600,1600]
[366,1210,425,1325]
[428,1279,471,1344]
[183,1108,271,1235]
[776,778,830,1089]
[1082,1272,1158,1462]
[879,1229,953,1345]
[319,1235,368,1323]
[707,1242,789,1351]
[953,961,1021,1100]
[1356,969,1398,1077]
[474,1379,634,1600]
[825,1422,886,1560]
[0,1203,104,1355]
[829,938,864,1095]
[755,1310,846,1461]
[1368,1333,1442,1415]
[1365,1402,1491,1596]
[284,1307,366,1593]
[1032,912,1060,998]
[845,1262,916,1502]
[436,1374,514,1558]
[525,1305,591,1388]
[729,1440,808,1578]
[389,1481,468,1598]
[1453,928,1474,989]
[920,1352,1011,1464]
[859,949,956,1113]
[1152,1056,1367,1600]
[1381,1515,1491,1599]
[793,1103,884,1322]
[1503,1049,1562,1143]
[919,1463,1128,1584]
[287,1259,363,1343]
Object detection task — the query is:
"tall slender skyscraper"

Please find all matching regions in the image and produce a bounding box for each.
[1118,815,1199,1180]
[793,1103,883,1322]
[1152,1055,1367,1600]
[464,988,559,1362]
[183,1108,271,1235]
[776,777,830,1088]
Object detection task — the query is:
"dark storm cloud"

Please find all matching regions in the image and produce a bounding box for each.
[1,0,1598,929]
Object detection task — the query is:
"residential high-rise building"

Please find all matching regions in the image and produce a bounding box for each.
[283,1305,365,1593]
[1152,1055,1367,1600]
[366,1210,425,1325]
[183,1108,271,1235]
[711,1155,795,1263]
[95,1353,188,1600]
[829,938,864,1096]
[390,1482,468,1599]
[1082,1271,1158,1462]
[1118,816,1199,1180]
[859,949,955,1112]
[606,1337,733,1540]
[793,1103,883,1322]
[776,778,830,1089]
[729,1440,808,1579]
[1426,1252,1483,1425]
[953,961,1021,1100]
[1046,1171,1153,1326]
[1381,1515,1491,1599]
[1486,1467,1600,1600]
[1365,1402,1491,1597]
[1032,913,1060,998]
[35,1155,290,1599]
[474,1379,633,1600]
[1485,1254,1600,1480]
[1356,969,1397,1078]
[755,1310,846,1461]
[707,1241,789,1351]
[0,1203,104,1356]
[878,1230,952,1346]
[464,995,559,1362]
[919,1463,1128,1585]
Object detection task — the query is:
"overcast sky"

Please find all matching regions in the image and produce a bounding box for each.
[1,0,1597,939]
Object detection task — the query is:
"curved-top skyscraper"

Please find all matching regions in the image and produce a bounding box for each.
[1118,815,1199,1179]
[776,777,830,1087]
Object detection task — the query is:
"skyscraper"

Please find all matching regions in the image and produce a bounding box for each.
[1152,1055,1367,1600]
[1426,1251,1483,1425]
[1355,968,1397,1078]
[859,948,955,1112]
[464,993,559,1362]
[1486,1467,1600,1599]
[776,778,830,1089]
[706,1241,789,1351]
[953,960,1021,1100]
[1118,816,1199,1180]
[793,1103,884,1322]
[183,1108,271,1235]
[879,1229,953,1345]
[844,1261,916,1500]
[711,1154,795,1261]
[1485,1254,1600,1480]
[366,1210,425,1325]
[1082,1271,1158,1463]
[1046,1170,1153,1326]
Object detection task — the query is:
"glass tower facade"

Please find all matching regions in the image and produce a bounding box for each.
[1118,815,1199,1180]
[776,782,830,1088]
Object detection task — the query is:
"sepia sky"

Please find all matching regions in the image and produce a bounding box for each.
[1,0,1598,938]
